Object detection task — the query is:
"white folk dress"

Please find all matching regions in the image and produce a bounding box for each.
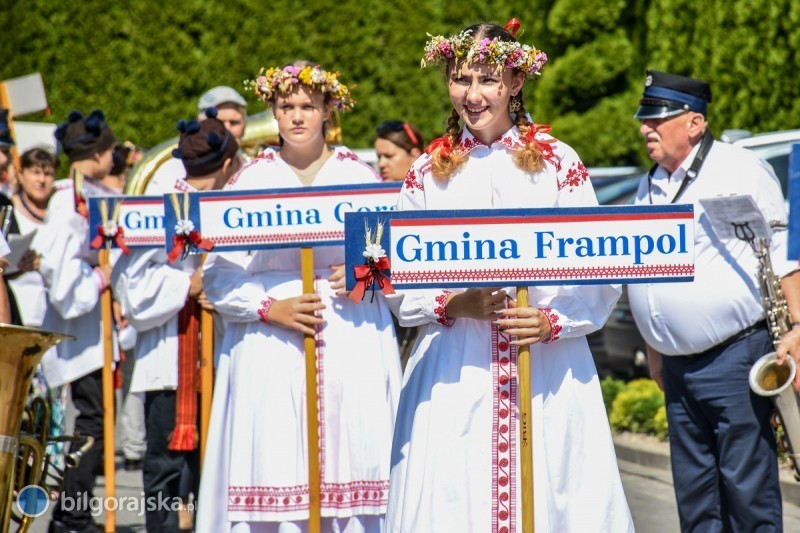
[384,127,634,533]
[196,146,402,533]
[35,178,120,387]
[111,175,198,394]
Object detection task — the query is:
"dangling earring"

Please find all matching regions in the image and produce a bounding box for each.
[508,95,521,113]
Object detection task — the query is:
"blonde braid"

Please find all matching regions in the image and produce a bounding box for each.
[512,99,545,174]
[431,108,469,181]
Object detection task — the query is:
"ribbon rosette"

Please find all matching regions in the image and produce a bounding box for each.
[167,193,214,263]
[90,199,130,255]
[350,221,395,303]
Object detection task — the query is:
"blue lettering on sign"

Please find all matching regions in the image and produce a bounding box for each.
[396,233,520,262]
[533,223,688,265]
[334,201,396,223]
[123,211,164,230]
[223,204,322,228]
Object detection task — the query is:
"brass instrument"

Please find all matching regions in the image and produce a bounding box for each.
[747,237,800,480]
[125,110,342,195]
[1,324,74,533]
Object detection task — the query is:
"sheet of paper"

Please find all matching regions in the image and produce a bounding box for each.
[699,195,771,242]
[2,230,36,275]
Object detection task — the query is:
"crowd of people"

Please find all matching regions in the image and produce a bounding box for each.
[1,17,799,533]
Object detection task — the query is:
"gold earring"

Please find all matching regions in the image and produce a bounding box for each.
[508,97,521,113]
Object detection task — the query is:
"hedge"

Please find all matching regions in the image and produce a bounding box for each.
[3,0,800,168]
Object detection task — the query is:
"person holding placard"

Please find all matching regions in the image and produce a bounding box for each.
[37,110,119,533]
[196,61,401,532]
[111,109,238,532]
[383,20,633,532]
[628,70,800,531]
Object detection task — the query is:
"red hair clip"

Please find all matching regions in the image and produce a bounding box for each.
[504,18,521,36]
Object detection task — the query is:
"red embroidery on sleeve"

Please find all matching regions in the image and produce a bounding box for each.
[539,307,561,343]
[403,167,424,192]
[434,291,455,327]
[258,297,277,324]
[558,161,590,192]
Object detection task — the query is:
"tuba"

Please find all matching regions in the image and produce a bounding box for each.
[747,237,800,480]
[1,324,74,533]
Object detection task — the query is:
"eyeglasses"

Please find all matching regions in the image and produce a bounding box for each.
[376,121,419,147]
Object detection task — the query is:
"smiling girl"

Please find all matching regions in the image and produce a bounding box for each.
[384,22,634,532]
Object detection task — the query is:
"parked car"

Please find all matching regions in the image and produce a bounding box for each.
[589,128,800,379]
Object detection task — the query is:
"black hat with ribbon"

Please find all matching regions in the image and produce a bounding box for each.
[172,107,238,177]
[54,110,118,162]
[634,70,713,120]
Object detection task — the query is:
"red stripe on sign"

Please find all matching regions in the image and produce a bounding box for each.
[391,212,694,227]
[121,199,163,206]
[200,189,398,203]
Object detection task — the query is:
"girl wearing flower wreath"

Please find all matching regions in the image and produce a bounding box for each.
[384,22,634,532]
[196,61,401,533]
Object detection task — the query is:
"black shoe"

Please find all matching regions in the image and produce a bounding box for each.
[48,519,104,533]
[124,458,143,471]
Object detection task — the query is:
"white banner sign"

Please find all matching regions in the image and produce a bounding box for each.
[344,205,695,290]
[88,196,166,249]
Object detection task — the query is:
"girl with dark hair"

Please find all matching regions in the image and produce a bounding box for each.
[374,121,424,182]
[384,22,634,532]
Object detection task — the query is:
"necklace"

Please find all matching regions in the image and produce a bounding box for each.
[18,193,46,222]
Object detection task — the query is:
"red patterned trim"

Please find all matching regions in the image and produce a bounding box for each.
[391,264,695,284]
[336,149,381,178]
[226,151,276,189]
[558,161,590,192]
[403,166,424,193]
[122,236,167,246]
[228,480,390,513]
[173,178,193,193]
[492,325,517,533]
[539,307,561,343]
[257,297,276,324]
[434,291,454,327]
[205,230,343,246]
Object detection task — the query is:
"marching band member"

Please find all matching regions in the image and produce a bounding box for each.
[196,61,401,533]
[111,109,239,532]
[384,22,634,532]
[38,110,119,533]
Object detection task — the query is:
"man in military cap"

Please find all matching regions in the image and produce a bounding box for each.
[628,70,800,531]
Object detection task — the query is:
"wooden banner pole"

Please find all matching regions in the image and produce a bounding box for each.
[516,286,535,533]
[98,249,116,533]
[301,247,321,533]
[199,258,214,471]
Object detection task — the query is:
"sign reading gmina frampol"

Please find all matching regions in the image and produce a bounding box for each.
[343,205,695,293]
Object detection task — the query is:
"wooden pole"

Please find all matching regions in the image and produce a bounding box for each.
[98,248,116,533]
[516,286,534,533]
[199,261,214,471]
[301,247,321,533]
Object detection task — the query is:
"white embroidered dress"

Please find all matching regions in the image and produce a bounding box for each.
[111,175,199,394]
[384,127,634,533]
[196,146,402,532]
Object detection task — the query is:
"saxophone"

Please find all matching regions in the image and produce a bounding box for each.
[748,237,800,480]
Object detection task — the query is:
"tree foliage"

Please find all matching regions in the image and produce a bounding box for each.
[2,0,800,167]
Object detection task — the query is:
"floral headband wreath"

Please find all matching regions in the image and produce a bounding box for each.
[421,18,547,78]
[244,64,356,112]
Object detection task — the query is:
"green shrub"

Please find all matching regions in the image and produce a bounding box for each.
[653,405,669,441]
[600,375,627,414]
[609,378,665,435]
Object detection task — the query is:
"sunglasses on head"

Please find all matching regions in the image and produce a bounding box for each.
[377,121,419,146]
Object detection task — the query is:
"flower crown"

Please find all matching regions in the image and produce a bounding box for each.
[245,65,355,112]
[421,29,547,78]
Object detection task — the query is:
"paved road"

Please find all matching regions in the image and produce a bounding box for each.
[24,457,800,532]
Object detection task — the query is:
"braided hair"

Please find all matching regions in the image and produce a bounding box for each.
[429,23,546,181]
